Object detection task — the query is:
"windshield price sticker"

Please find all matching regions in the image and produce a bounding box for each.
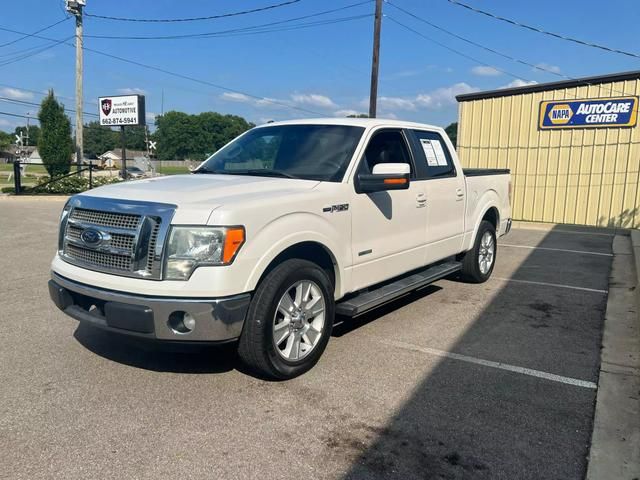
[539,96,638,129]
[99,95,146,127]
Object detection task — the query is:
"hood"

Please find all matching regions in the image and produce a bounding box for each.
[80,174,320,224]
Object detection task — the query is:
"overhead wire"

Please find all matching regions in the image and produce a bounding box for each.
[0,36,74,67]
[84,14,372,41]
[84,0,302,23]
[446,0,640,60]
[0,26,334,116]
[84,0,374,40]
[0,17,70,49]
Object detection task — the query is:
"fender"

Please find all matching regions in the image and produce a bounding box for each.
[463,189,500,251]
[242,212,349,298]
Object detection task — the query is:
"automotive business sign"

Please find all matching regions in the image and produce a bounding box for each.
[98,94,146,127]
[539,96,638,129]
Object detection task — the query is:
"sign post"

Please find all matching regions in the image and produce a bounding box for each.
[98,94,146,179]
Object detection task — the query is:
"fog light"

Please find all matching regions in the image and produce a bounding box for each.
[168,311,196,334]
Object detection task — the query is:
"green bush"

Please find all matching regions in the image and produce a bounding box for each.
[31,175,123,194]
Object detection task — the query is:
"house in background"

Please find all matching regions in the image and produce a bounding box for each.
[98,149,148,169]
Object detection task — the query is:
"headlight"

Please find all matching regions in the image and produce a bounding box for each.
[164,226,245,280]
[58,200,72,254]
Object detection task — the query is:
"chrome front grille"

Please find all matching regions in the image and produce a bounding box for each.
[60,197,176,280]
[70,208,141,229]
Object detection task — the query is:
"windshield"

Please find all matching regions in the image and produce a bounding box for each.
[197,124,364,182]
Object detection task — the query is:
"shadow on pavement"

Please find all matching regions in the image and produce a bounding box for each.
[335,226,611,480]
[73,322,238,374]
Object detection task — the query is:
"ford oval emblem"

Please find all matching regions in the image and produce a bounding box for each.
[80,228,103,247]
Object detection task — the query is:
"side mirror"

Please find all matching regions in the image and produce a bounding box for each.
[357,163,410,193]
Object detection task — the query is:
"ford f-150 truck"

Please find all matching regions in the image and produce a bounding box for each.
[49,118,511,379]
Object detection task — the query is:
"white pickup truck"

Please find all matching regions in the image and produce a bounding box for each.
[49,118,511,379]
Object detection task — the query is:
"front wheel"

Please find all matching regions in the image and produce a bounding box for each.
[459,220,497,283]
[237,259,334,379]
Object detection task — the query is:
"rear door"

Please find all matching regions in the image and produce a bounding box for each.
[349,128,427,291]
[408,129,465,264]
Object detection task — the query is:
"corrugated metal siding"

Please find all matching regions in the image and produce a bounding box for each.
[457,79,640,228]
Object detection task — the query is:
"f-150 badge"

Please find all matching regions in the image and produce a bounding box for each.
[323,204,349,213]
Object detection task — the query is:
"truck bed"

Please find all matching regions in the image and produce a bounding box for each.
[463,168,510,177]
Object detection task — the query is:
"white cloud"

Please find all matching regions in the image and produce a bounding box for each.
[378,96,416,111]
[380,112,399,120]
[500,79,538,89]
[471,66,501,76]
[0,87,34,100]
[220,92,252,103]
[334,109,366,117]
[291,93,336,108]
[255,97,280,108]
[416,82,479,109]
[117,87,146,95]
[146,112,157,120]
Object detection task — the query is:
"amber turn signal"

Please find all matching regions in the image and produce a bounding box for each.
[223,227,245,264]
[383,178,408,185]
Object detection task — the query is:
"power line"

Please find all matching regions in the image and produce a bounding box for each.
[0,17,69,49]
[84,1,373,40]
[386,2,571,81]
[446,0,640,60]
[0,26,328,116]
[386,15,531,82]
[85,0,302,23]
[0,36,73,68]
[85,13,372,41]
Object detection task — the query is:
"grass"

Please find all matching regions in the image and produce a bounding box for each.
[155,165,191,175]
[0,163,47,174]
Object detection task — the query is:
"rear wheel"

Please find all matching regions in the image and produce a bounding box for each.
[237,259,334,379]
[459,220,496,283]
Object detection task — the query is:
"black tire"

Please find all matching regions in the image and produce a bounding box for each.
[459,220,497,283]
[237,259,335,380]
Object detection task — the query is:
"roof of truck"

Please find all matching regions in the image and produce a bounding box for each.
[258,117,442,130]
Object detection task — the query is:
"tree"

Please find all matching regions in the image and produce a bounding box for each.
[445,122,458,148]
[0,130,11,150]
[38,90,73,176]
[347,114,369,118]
[155,111,253,160]
[14,125,40,146]
[83,121,117,159]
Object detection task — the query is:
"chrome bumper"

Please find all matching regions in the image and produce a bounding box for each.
[49,272,250,342]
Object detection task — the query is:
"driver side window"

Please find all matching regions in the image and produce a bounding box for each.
[359,130,412,175]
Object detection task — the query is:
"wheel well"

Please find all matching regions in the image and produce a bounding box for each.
[482,207,499,231]
[258,242,338,291]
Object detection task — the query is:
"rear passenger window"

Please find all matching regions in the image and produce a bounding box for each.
[412,130,455,178]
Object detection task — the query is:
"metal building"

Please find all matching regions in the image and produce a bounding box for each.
[456,71,640,228]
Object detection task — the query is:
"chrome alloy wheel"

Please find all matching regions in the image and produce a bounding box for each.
[478,231,495,275]
[273,280,326,361]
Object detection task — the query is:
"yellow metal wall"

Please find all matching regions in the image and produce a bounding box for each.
[457,79,640,228]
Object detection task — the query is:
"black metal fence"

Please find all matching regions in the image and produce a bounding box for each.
[11,161,96,195]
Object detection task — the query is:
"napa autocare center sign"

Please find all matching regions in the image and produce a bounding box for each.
[98,94,146,127]
[539,96,638,129]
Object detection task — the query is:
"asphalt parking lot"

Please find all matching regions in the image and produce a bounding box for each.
[1,199,613,480]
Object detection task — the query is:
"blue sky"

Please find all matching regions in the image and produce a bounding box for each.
[0,0,639,132]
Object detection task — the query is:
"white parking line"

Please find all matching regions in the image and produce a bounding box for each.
[500,244,613,257]
[381,339,598,389]
[493,277,608,294]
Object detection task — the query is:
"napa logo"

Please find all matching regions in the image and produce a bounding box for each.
[548,104,573,125]
[540,96,638,129]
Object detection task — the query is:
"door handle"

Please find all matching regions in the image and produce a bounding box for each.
[456,188,464,197]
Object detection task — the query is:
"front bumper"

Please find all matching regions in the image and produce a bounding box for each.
[49,272,250,342]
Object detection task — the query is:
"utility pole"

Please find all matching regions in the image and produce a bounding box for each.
[66,0,86,171]
[368,0,383,118]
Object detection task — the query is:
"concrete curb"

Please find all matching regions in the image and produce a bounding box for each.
[586,233,640,479]
[511,220,629,236]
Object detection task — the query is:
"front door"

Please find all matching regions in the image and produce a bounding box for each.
[350,129,427,291]
[409,129,465,264]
